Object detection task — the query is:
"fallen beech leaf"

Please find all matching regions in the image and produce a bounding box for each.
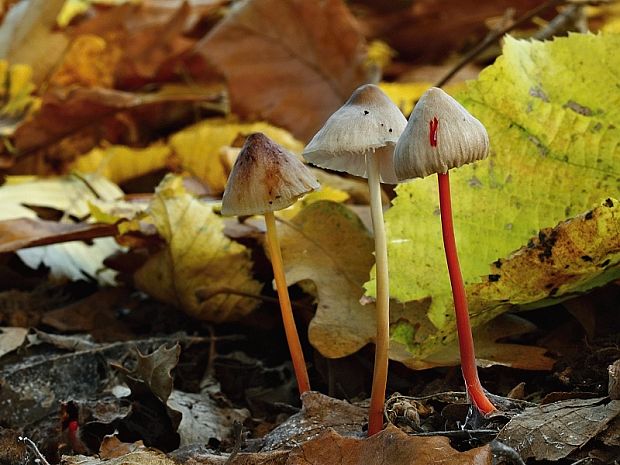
[498,397,620,461]
[369,33,620,358]
[0,327,28,359]
[98,436,145,460]
[169,119,305,193]
[391,314,555,371]
[287,424,492,465]
[134,175,262,321]
[0,218,116,253]
[357,0,544,62]
[196,0,369,141]
[72,143,172,184]
[277,201,376,359]
[50,34,121,88]
[0,60,39,138]
[0,174,123,284]
[12,86,226,157]
[62,449,177,465]
[263,391,367,451]
[279,201,551,369]
[0,0,68,84]
[168,389,250,447]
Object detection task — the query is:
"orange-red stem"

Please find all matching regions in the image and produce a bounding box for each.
[437,172,496,415]
[264,211,311,395]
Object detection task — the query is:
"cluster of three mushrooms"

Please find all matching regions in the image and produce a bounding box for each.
[222,84,495,435]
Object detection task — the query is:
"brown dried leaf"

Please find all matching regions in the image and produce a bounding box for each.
[0,218,117,253]
[356,0,549,63]
[287,424,492,465]
[498,397,620,461]
[10,85,225,171]
[196,0,369,141]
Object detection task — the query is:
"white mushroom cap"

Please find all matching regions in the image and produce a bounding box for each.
[302,84,407,184]
[394,87,489,181]
[221,133,319,216]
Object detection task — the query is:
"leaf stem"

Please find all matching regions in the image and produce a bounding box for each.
[367,152,390,436]
[264,211,311,395]
[437,172,495,415]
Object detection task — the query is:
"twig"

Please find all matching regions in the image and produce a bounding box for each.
[435,0,566,88]
[224,421,244,465]
[19,436,51,465]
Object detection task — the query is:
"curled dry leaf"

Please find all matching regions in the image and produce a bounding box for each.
[286,424,492,465]
[196,0,369,141]
[134,175,262,322]
[497,397,620,461]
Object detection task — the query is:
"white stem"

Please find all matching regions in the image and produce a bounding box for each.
[366,151,390,435]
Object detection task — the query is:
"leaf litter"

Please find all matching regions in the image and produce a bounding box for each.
[0,1,619,464]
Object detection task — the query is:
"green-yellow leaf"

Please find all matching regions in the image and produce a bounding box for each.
[134,175,262,322]
[279,200,554,370]
[366,33,620,358]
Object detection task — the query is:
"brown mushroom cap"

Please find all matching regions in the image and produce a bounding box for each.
[221,133,319,216]
[302,84,407,184]
[394,87,489,181]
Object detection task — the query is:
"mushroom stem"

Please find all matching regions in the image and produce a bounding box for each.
[437,172,496,415]
[366,151,390,436]
[264,211,311,395]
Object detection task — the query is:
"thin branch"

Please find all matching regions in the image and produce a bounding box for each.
[435,0,566,88]
[19,437,51,465]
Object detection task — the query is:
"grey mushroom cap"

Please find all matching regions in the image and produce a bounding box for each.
[221,133,320,216]
[394,87,489,181]
[302,84,407,184]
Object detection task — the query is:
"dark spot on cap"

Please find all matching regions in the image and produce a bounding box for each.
[364,110,369,115]
[488,274,501,282]
[604,198,614,208]
[268,200,273,204]
[581,255,593,262]
[275,195,282,199]
[548,287,559,297]
[585,211,594,220]
[493,259,502,269]
[389,128,393,132]
[600,259,611,267]
[380,123,384,126]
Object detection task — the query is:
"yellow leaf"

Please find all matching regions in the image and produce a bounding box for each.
[169,118,305,194]
[72,143,172,184]
[134,175,262,322]
[50,34,121,87]
[0,60,40,136]
[379,81,466,116]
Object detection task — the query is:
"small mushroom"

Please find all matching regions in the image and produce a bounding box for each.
[303,84,407,435]
[394,87,495,415]
[222,132,319,395]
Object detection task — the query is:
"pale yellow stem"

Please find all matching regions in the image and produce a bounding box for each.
[366,152,390,436]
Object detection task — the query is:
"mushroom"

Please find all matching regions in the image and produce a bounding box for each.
[303,84,407,435]
[222,132,319,395]
[394,87,496,415]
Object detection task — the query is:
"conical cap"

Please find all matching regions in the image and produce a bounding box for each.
[394,87,489,181]
[303,84,407,184]
[222,133,319,216]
